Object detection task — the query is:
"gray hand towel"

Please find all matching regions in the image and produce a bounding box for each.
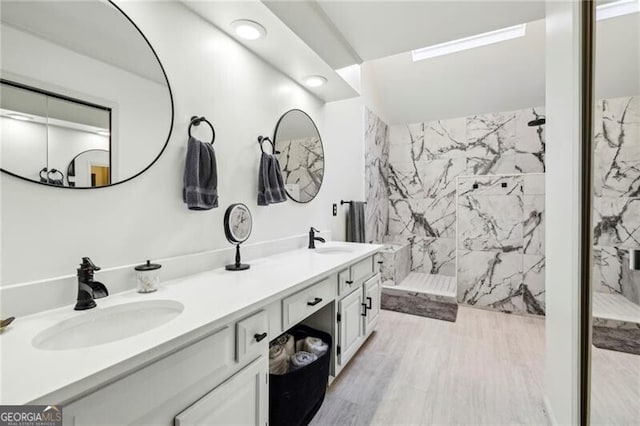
[258,152,287,206]
[183,136,218,210]
[346,201,365,242]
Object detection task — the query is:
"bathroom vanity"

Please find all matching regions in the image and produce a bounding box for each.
[0,243,382,425]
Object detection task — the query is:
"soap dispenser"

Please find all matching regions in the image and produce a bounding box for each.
[135,260,162,293]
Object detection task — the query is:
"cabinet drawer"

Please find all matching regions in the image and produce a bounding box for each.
[236,310,269,364]
[351,256,374,284]
[282,276,335,329]
[337,269,355,296]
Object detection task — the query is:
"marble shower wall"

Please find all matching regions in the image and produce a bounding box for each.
[592,96,640,305]
[386,106,546,281]
[457,174,546,315]
[364,108,390,243]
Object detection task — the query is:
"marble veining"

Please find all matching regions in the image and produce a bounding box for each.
[516,107,546,173]
[593,246,640,305]
[593,197,640,248]
[278,137,324,202]
[457,250,545,315]
[593,97,640,198]
[379,243,411,286]
[456,174,545,315]
[590,96,640,311]
[385,108,547,290]
[364,108,390,243]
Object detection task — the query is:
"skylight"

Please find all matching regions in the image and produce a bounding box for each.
[596,0,640,21]
[411,24,527,62]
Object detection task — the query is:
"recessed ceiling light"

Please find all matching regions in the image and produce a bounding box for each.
[411,24,527,62]
[96,130,110,137]
[230,20,266,40]
[303,75,327,88]
[6,113,34,121]
[596,0,640,21]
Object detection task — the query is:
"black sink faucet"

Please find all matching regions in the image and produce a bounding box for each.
[308,227,326,249]
[74,257,109,310]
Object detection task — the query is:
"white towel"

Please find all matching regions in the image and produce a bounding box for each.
[269,344,290,375]
[302,336,328,357]
[272,333,295,356]
[290,351,318,371]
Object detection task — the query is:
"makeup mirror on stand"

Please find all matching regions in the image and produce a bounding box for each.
[223,203,252,271]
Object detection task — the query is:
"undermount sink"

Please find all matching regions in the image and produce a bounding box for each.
[33,300,184,351]
[313,246,355,255]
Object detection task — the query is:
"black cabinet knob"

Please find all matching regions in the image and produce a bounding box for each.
[307,297,322,306]
[346,280,354,285]
[254,332,268,342]
[377,261,383,264]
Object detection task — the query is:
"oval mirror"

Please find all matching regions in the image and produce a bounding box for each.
[0,0,173,188]
[274,109,324,203]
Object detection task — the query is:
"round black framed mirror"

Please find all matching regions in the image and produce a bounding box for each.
[0,0,174,189]
[273,109,324,203]
[224,203,253,271]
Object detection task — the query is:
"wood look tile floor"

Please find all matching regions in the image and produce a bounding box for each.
[310,307,640,426]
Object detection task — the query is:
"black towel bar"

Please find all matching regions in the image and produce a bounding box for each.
[340,200,367,205]
[188,116,215,144]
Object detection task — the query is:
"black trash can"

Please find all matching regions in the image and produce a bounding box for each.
[269,324,332,426]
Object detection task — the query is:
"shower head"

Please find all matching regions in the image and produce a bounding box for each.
[527,117,546,127]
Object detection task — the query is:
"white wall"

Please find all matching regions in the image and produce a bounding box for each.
[0,2,361,286]
[324,97,367,230]
[544,1,584,424]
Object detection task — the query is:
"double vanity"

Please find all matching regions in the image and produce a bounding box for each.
[1,242,383,425]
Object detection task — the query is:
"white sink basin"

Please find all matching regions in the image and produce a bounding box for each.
[33,300,184,351]
[313,246,355,255]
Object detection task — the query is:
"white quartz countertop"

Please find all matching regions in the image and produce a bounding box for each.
[0,242,382,405]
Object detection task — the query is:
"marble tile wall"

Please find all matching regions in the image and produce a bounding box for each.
[592,96,640,305]
[364,108,390,243]
[386,107,545,284]
[456,174,546,315]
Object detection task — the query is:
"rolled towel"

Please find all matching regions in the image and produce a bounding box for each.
[302,336,328,357]
[272,333,295,356]
[290,351,318,371]
[269,345,290,375]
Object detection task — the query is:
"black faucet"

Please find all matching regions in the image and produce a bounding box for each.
[74,257,109,310]
[308,227,326,249]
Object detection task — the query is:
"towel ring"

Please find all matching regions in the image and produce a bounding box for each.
[258,135,280,154]
[188,116,215,144]
[39,167,49,181]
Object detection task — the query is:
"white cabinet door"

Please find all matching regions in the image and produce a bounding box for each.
[175,356,268,426]
[337,286,365,367]
[363,274,381,336]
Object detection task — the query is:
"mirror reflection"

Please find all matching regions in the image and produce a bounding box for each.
[274,109,324,203]
[1,81,112,187]
[0,0,173,188]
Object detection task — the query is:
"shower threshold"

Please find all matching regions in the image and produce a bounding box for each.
[381,272,458,322]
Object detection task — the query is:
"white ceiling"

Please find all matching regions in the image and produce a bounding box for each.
[0,1,166,84]
[263,0,546,68]
[181,0,359,103]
